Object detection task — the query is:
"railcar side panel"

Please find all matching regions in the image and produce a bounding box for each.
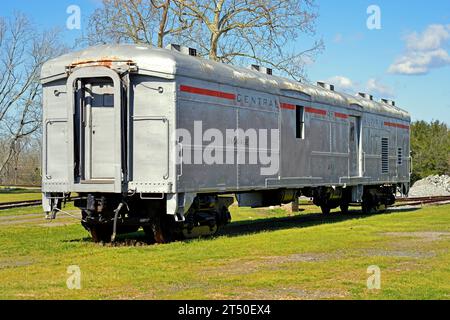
[42,79,70,192]
[237,107,279,189]
[361,113,410,185]
[176,77,238,193]
[128,75,176,194]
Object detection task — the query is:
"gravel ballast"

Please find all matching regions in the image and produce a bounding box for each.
[409,175,450,197]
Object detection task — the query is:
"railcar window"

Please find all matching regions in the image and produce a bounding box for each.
[296,106,305,139]
[91,93,114,108]
[350,123,355,144]
[381,138,389,174]
[103,94,114,107]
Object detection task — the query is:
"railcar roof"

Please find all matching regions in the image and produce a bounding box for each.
[41,44,410,121]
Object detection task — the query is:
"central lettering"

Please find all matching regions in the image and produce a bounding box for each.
[236,94,277,109]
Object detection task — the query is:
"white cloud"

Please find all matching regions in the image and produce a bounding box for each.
[388,49,450,75]
[389,24,450,75]
[406,24,450,51]
[366,78,395,98]
[324,76,395,98]
[325,76,357,92]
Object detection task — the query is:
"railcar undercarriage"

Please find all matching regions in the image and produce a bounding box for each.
[304,185,397,215]
[72,194,233,243]
[44,184,403,244]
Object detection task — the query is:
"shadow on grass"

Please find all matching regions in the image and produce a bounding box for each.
[218,207,420,238]
[64,206,420,246]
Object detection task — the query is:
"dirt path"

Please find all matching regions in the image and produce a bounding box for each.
[0,208,81,226]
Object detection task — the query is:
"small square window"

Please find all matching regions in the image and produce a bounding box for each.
[103,94,114,107]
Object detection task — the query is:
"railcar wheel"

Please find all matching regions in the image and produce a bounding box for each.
[89,224,113,243]
[340,203,349,214]
[150,213,178,244]
[321,206,331,215]
[362,202,376,215]
[142,226,156,244]
[375,204,387,214]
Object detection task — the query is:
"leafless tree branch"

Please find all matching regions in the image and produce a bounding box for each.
[0,12,65,179]
[85,0,323,79]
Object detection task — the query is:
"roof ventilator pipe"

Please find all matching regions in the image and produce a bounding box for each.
[358,92,373,100]
[166,44,197,57]
[250,64,273,75]
[317,81,335,91]
[381,99,396,106]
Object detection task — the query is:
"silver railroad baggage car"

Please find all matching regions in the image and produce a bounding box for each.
[41,44,411,243]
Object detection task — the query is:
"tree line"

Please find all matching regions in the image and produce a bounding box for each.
[410,120,450,183]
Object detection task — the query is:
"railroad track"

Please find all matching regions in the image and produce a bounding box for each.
[1,196,449,212]
[0,199,43,210]
[0,198,79,211]
[395,196,450,207]
[300,196,450,208]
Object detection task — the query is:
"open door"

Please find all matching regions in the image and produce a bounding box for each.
[348,116,361,177]
[83,78,116,180]
[68,67,124,193]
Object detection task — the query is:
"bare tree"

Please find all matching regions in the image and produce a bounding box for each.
[0,13,65,181]
[174,0,324,80]
[86,0,323,80]
[85,0,192,47]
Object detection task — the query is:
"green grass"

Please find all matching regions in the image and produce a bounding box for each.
[0,203,449,300]
[0,188,41,203]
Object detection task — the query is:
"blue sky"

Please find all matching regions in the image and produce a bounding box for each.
[307,0,450,123]
[2,0,449,123]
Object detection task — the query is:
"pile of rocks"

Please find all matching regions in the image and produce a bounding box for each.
[409,175,450,197]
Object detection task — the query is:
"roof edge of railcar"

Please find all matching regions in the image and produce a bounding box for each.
[41,44,411,121]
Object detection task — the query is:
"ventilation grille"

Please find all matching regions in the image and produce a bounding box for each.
[397,148,403,165]
[381,138,389,174]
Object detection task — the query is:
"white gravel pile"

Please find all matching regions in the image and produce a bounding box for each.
[409,175,450,197]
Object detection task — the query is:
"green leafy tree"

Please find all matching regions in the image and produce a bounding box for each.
[410,120,450,183]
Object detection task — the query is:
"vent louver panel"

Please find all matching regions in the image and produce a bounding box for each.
[381,138,389,174]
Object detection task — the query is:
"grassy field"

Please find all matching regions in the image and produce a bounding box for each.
[0,202,449,300]
[0,188,41,203]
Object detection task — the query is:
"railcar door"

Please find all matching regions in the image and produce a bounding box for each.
[69,67,123,192]
[348,116,361,177]
[85,79,116,179]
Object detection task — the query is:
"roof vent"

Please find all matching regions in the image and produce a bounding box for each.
[358,92,373,101]
[166,44,197,57]
[250,64,273,75]
[317,81,335,91]
[381,99,396,107]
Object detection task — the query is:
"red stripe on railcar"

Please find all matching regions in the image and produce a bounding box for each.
[180,85,236,100]
[384,122,410,130]
[280,103,296,110]
[305,107,327,116]
[335,112,348,119]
